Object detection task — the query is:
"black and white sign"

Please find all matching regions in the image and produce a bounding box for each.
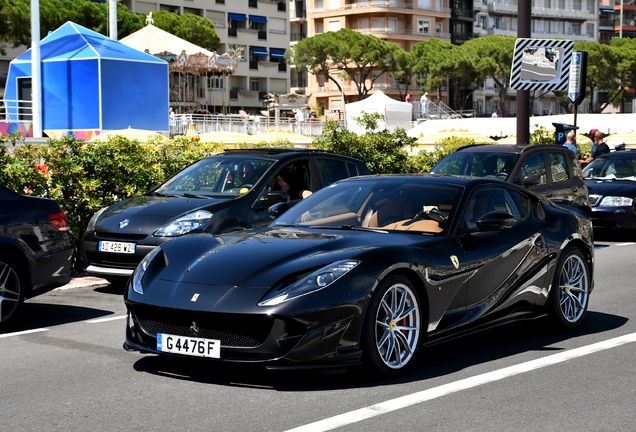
[568,51,587,105]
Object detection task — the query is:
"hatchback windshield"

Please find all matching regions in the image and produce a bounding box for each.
[273,179,464,234]
[431,152,520,181]
[582,157,636,181]
[154,157,275,197]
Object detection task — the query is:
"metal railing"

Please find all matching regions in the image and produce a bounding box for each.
[0,99,33,122]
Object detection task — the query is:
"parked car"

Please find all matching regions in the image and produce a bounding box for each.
[80,148,371,283]
[430,144,591,214]
[123,174,594,376]
[0,185,76,326]
[582,150,636,231]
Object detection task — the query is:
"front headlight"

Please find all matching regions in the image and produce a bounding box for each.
[86,207,108,232]
[154,210,212,237]
[257,260,360,307]
[599,196,633,207]
[131,246,164,294]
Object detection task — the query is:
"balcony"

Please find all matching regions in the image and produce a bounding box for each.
[291,78,307,88]
[311,1,451,14]
[291,32,307,41]
[292,9,306,19]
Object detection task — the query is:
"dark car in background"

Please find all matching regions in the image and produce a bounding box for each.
[80,148,371,283]
[583,150,636,231]
[0,185,76,326]
[123,174,594,376]
[431,144,590,214]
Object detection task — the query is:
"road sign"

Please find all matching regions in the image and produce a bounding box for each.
[568,51,587,105]
[510,39,573,91]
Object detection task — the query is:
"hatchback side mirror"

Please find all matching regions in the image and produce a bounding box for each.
[523,174,541,187]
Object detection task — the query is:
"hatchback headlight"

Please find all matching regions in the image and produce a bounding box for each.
[154,210,212,237]
[258,260,360,306]
[86,207,108,232]
[599,196,633,207]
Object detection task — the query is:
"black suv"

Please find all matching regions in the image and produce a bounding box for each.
[80,148,371,283]
[431,144,590,213]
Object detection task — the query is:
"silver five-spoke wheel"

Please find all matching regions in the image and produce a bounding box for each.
[362,275,422,375]
[548,246,589,330]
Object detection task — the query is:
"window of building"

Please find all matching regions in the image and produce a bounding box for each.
[328,20,341,32]
[228,44,246,61]
[389,18,398,32]
[372,18,385,29]
[251,79,260,92]
[418,0,431,9]
[586,22,594,35]
[572,22,581,35]
[209,76,223,89]
[316,21,324,34]
[435,22,442,34]
[558,0,565,9]
[358,18,369,29]
[206,11,225,28]
[573,0,581,10]
[418,19,430,34]
[269,18,286,34]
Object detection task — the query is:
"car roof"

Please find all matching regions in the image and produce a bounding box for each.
[345,173,519,188]
[454,144,569,154]
[222,148,333,157]
[594,150,636,159]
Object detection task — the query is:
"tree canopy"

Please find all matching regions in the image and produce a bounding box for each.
[0,0,219,55]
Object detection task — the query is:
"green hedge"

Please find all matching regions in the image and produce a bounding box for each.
[0,135,223,243]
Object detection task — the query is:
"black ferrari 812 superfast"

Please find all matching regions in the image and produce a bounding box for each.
[124,175,594,376]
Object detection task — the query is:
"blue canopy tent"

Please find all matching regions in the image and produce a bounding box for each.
[3,22,169,138]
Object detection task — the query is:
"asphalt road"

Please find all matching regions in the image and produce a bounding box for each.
[2,231,636,431]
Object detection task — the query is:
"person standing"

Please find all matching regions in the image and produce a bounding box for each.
[593,130,610,158]
[563,131,578,157]
[491,109,499,118]
[405,92,412,103]
[420,92,429,118]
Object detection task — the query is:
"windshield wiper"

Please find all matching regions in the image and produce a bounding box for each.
[307,225,388,233]
[181,193,210,199]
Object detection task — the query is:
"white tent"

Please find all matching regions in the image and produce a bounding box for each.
[345,90,413,134]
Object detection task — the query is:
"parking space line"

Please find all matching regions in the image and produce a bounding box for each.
[0,328,49,339]
[285,332,636,432]
[86,315,126,324]
[616,243,635,246]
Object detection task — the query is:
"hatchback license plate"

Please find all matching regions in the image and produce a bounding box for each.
[157,333,221,358]
[98,241,136,254]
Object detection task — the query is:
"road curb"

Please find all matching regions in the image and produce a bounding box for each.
[55,276,110,290]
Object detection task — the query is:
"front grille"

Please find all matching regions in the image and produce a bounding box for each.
[86,252,141,270]
[132,305,274,348]
[95,232,148,241]
[589,194,602,206]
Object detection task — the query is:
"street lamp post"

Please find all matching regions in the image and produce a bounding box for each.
[30,0,42,138]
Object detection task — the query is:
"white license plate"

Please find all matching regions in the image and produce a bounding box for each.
[98,241,136,254]
[157,333,221,358]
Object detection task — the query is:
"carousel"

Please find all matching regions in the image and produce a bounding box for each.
[120,13,241,114]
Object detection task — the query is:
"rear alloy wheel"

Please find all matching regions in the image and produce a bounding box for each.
[548,246,590,330]
[362,275,422,376]
[0,258,25,326]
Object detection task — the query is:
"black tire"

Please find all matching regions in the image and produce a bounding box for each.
[361,275,422,376]
[547,246,590,330]
[0,257,26,326]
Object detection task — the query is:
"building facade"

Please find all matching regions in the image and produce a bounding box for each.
[121,0,291,115]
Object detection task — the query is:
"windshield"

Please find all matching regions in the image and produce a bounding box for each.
[582,157,636,181]
[431,152,519,180]
[154,156,275,197]
[272,179,464,234]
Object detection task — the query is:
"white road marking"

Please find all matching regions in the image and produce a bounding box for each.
[285,332,636,432]
[615,242,635,246]
[86,315,126,324]
[0,328,49,339]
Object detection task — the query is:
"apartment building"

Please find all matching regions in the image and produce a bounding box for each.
[600,0,636,43]
[300,0,453,117]
[121,0,291,115]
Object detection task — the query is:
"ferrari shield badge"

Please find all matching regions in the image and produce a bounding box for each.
[450,255,460,269]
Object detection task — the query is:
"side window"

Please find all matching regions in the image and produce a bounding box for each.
[548,152,570,183]
[316,158,351,185]
[271,159,311,200]
[520,154,547,185]
[464,187,524,229]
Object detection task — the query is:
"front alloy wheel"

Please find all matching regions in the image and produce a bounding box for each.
[362,275,422,376]
[548,246,590,329]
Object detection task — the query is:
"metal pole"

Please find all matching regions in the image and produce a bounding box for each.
[620,0,624,38]
[109,0,117,40]
[516,0,531,145]
[30,0,42,138]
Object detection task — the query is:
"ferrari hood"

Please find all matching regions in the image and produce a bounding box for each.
[94,195,230,234]
[155,227,420,288]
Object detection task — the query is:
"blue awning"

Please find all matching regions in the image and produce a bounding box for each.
[270,48,286,58]
[250,15,268,23]
[228,13,247,21]
[252,46,268,57]
[600,8,615,12]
